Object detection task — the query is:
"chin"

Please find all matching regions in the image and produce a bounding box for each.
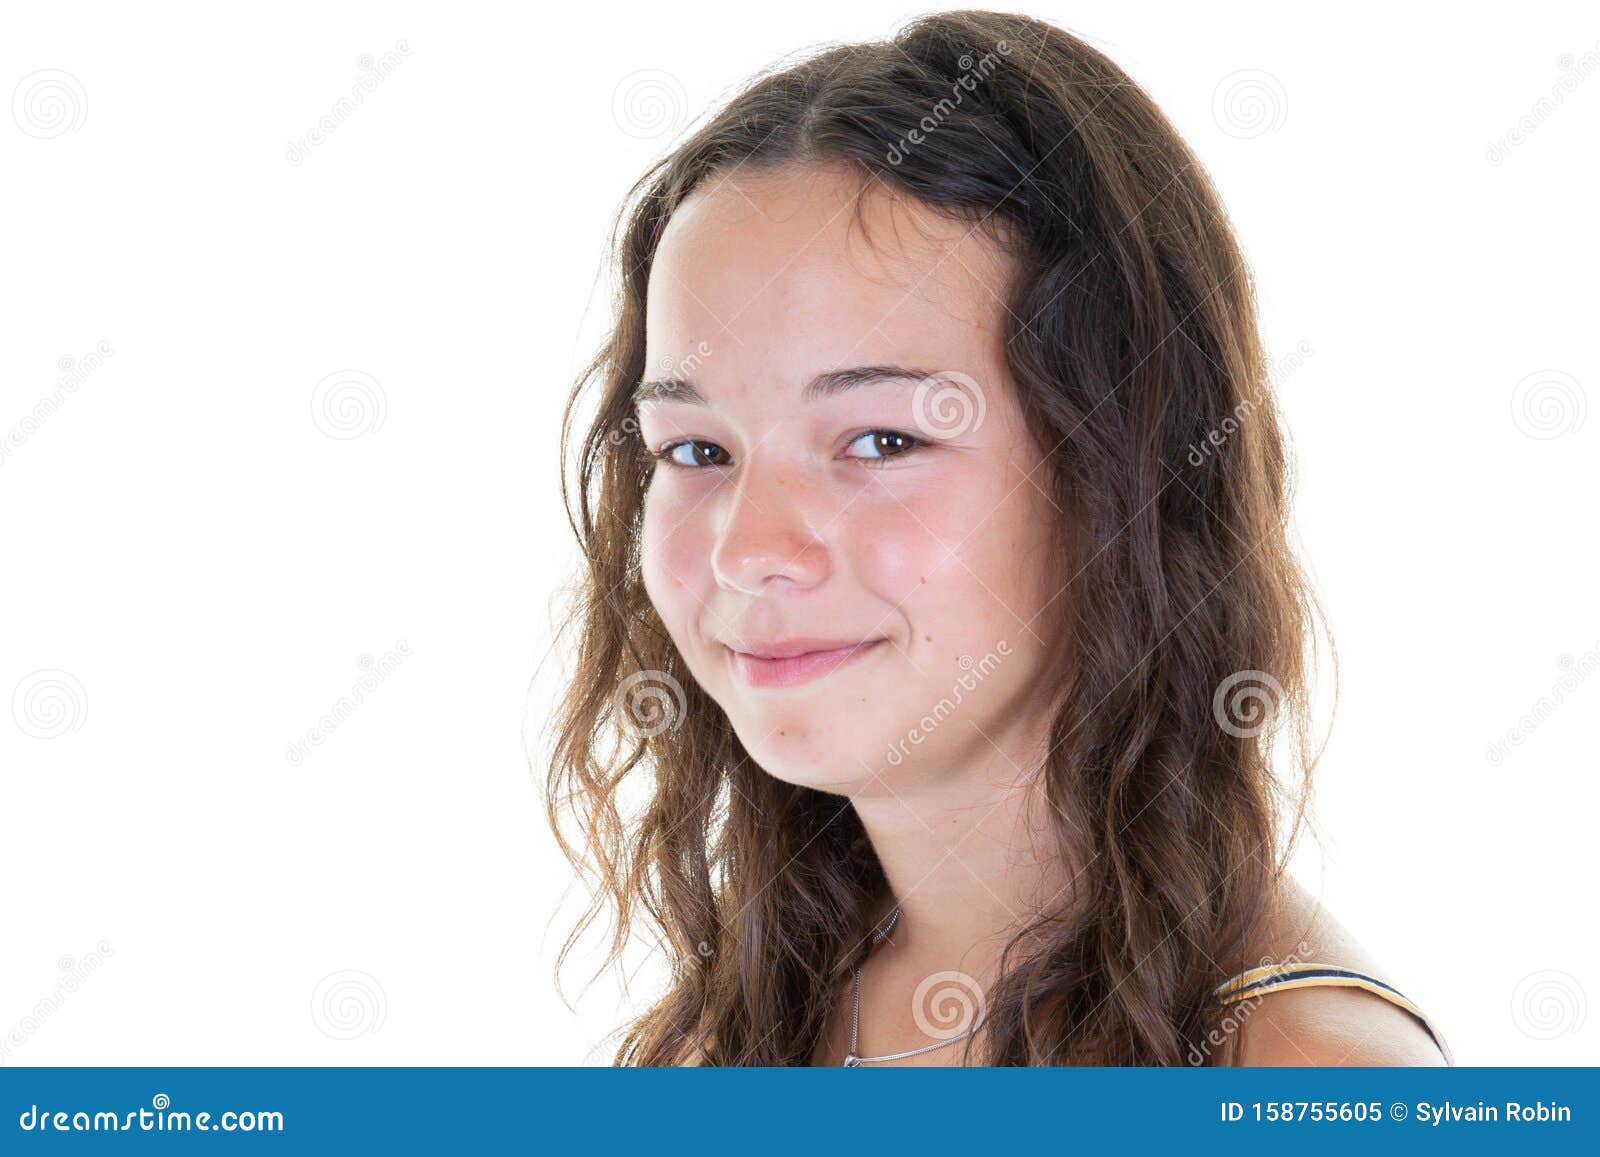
[751,761,865,797]
[738,705,937,799]
[727,715,878,796]
[740,732,854,792]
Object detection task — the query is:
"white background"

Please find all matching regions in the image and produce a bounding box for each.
[2,0,1595,1066]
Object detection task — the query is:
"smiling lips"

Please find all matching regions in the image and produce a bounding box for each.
[728,639,887,688]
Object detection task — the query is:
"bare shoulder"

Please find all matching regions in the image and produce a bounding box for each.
[1228,985,1448,1066]
[1219,875,1448,1067]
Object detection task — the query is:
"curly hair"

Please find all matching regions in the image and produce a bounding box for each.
[544,7,1329,1065]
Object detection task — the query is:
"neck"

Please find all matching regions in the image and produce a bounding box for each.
[850,716,1083,985]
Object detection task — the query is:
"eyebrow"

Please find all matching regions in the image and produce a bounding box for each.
[632,364,938,407]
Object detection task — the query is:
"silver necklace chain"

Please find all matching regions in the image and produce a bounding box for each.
[843,904,986,1066]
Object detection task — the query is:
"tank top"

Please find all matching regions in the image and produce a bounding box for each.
[1210,962,1455,1065]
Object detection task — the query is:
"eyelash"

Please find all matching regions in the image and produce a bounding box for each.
[646,429,928,472]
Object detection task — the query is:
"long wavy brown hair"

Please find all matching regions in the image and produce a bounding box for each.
[544,8,1329,1065]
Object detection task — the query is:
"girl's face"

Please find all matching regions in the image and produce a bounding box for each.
[638,164,1062,797]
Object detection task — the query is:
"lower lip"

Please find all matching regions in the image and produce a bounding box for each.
[730,640,886,689]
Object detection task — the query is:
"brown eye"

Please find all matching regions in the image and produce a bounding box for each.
[656,440,731,469]
[844,430,925,462]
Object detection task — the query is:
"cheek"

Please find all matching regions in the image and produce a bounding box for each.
[839,484,992,668]
[838,490,949,615]
[962,486,1059,641]
[640,487,712,631]
[865,475,1054,650]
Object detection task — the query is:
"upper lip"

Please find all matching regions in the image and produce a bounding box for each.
[724,637,884,660]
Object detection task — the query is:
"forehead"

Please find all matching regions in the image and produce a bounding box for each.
[645,165,1013,394]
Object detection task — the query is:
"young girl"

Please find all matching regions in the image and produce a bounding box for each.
[546,9,1452,1067]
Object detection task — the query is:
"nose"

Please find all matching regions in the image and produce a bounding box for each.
[710,456,830,594]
